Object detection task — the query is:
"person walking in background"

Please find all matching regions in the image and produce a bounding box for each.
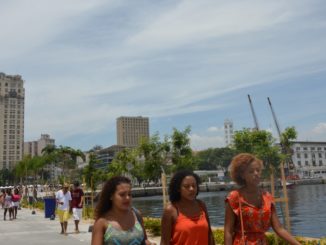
[56,183,72,235]
[91,176,155,245]
[12,188,21,219]
[224,153,300,245]
[0,189,5,208]
[70,180,84,233]
[160,170,215,245]
[3,188,13,220]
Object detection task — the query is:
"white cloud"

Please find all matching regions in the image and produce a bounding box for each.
[190,133,225,150]
[207,126,223,133]
[128,1,293,50]
[312,123,326,134]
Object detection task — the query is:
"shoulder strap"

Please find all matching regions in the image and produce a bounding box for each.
[132,207,147,242]
[238,192,245,245]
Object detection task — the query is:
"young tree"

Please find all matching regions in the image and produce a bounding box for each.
[233,128,281,176]
[171,126,194,171]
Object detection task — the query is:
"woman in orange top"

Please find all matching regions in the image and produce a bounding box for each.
[160,170,215,245]
[224,153,300,245]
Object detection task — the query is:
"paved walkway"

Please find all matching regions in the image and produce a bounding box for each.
[0,208,160,245]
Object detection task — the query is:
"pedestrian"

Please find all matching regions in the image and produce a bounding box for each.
[3,188,14,220]
[55,183,72,235]
[91,176,155,245]
[160,170,215,245]
[0,189,5,208]
[70,180,84,233]
[12,188,21,219]
[224,153,300,245]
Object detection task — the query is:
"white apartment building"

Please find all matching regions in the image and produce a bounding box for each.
[24,134,55,157]
[116,116,149,147]
[224,119,234,146]
[291,141,326,178]
[0,73,25,170]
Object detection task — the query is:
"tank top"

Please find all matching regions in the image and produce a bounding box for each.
[4,195,13,208]
[103,213,144,245]
[171,203,209,245]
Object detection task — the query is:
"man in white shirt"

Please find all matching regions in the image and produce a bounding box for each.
[55,183,72,235]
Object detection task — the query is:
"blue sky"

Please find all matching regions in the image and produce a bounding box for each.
[1,0,326,151]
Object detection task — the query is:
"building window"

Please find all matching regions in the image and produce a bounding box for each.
[311,147,315,150]
[304,153,308,158]
[297,161,301,167]
[319,153,322,158]
[297,153,301,158]
[305,161,309,166]
[296,147,300,150]
[319,160,323,166]
[317,147,322,151]
[312,160,316,166]
[303,147,308,150]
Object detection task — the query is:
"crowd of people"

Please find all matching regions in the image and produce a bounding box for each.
[1,153,301,245]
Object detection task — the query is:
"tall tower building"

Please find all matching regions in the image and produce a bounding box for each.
[224,119,234,146]
[0,72,25,170]
[116,116,149,147]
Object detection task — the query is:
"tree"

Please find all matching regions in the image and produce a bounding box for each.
[46,145,85,182]
[171,126,194,171]
[83,153,105,191]
[233,128,281,176]
[14,155,32,184]
[195,147,237,170]
[138,133,170,184]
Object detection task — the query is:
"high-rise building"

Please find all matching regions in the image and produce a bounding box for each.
[24,134,55,157]
[0,72,25,170]
[116,116,149,147]
[224,119,234,146]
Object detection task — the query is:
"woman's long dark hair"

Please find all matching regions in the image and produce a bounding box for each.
[94,176,131,220]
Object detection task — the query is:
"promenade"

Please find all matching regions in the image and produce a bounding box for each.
[0,207,92,244]
[0,208,160,245]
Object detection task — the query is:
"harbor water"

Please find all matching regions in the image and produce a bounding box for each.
[133,184,326,238]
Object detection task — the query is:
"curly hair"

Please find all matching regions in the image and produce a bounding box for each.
[230,153,263,186]
[168,170,201,202]
[94,176,131,220]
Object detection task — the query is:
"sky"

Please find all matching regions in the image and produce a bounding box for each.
[1,0,326,151]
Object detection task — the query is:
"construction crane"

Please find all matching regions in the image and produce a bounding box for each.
[267,97,295,173]
[267,97,294,232]
[247,94,259,130]
[267,97,282,138]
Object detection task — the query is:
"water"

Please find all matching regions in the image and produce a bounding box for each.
[133,184,326,238]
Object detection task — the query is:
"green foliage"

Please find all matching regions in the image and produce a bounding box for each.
[212,229,224,245]
[108,149,134,178]
[195,147,237,170]
[171,126,195,171]
[233,128,282,171]
[143,217,161,236]
[141,217,322,244]
[138,133,170,183]
[83,153,106,191]
[83,206,95,219]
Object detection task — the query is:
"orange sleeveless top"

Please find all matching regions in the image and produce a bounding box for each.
[171,204,209,245]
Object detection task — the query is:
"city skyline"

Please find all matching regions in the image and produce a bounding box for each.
[1,1,326,151]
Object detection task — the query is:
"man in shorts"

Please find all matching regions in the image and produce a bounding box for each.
[56,183,72,235]
[70,181,84,233]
